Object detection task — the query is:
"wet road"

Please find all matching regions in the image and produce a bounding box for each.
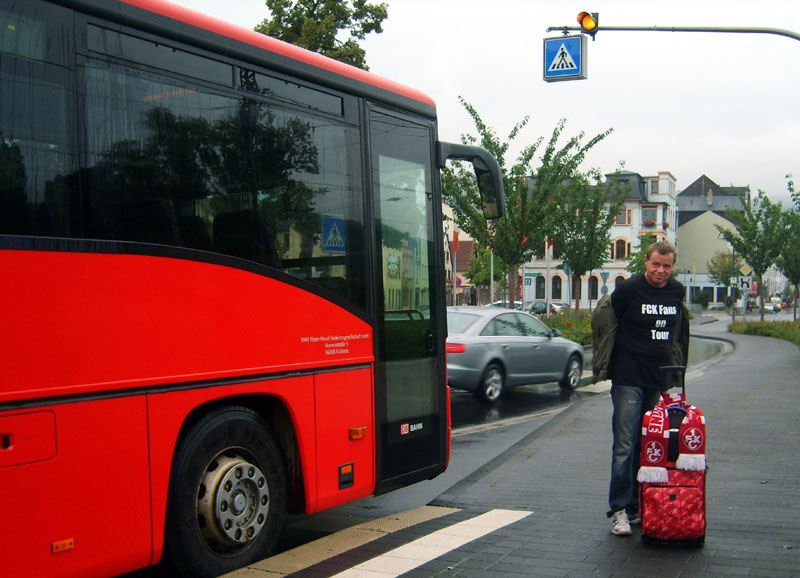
[450,336,723,430]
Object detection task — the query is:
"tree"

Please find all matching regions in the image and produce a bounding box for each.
[442,99,614,309]
[546,165,626,313]
[777,211,800,321]
[716,190,787,321]
[788,173,798,208]
[625,233,658,276]
[707,249,744,303]
[254,0,388,70]
[465,246,509,288]
[778,181,800,320]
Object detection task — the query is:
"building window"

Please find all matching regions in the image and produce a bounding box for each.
[552,276,562,300]
[536,276,545,299]
[641,205,658,225]
[614,239,628,260]
[589,276,599,300]
[615,206,630,225]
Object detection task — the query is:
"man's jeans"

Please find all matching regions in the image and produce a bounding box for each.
[608,384,662,517]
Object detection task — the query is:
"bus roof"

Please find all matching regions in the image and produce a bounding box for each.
[116,0,436,115]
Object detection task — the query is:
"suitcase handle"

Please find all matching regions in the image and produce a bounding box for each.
[659,365,686,394]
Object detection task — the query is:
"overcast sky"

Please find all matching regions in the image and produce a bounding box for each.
[167,0,800,205]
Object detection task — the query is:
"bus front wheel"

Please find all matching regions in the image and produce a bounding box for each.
[165,406,288,578]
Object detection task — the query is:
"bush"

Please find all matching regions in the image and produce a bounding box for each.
[691,290,712,309]
[543,311,593,346]
[728,320,800,347]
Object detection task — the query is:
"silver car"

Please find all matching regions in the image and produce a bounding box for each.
[446,306,584,403]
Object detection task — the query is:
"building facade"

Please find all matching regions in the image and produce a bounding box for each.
[521,170,678,310]
[676,175,750,306]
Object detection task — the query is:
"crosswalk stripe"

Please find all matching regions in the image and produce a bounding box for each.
[329,509,533,578]
[222,506,460,577]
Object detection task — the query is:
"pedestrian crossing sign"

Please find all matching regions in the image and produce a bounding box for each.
[543,35,587,82]
[322,216,346,254]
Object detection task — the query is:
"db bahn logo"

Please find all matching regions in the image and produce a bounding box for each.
[400,422,423,436]
[644,440,665,464]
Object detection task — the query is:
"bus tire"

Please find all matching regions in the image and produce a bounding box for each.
[165,406,288,578]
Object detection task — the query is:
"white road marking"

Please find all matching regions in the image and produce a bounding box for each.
[329,509,533,578]
[221,506,460,577]
[452,406,566,436]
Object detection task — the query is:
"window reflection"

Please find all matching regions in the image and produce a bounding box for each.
[0,53,366,309]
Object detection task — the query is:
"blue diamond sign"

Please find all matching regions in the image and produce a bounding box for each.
[543,35,587,82]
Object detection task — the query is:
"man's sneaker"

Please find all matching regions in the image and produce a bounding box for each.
[611,510,632,536]
[628,511,641,526]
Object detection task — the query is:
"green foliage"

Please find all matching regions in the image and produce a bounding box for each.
[625,233,657,276]
[466,247,508,287]
[254,0,388,70]
[691,289,713,308]
[777,203,800,298]
[707,249,744,288]
[543,131,625,312]
[542,311,593,346]
[728,320,800,347]
[716,190,788,321]
[441,99,616,308]
[441,100,548,307]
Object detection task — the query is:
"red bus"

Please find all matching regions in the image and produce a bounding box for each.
[0,1,504,576]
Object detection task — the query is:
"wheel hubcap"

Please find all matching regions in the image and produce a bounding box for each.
[198,453,270,549]
[485,370,502,401]
[568,360,580,386]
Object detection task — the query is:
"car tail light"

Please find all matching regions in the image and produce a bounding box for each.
[446,342,466,354]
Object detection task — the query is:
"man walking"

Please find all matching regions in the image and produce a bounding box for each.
[592,241,690,536]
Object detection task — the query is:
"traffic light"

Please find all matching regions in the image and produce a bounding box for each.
[577,11,599,39]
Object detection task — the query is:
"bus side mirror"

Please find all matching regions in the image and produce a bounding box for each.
[436,142,505,219]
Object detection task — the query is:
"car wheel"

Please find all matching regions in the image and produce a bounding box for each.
[165,407,288,578]
[476,363,504,403]
[559,354,582,391]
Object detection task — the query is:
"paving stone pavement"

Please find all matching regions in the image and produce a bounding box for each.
[414,315,800,577]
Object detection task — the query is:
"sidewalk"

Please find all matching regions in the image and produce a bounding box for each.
[417,315,800,577]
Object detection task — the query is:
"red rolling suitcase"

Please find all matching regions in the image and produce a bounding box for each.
[637,367,707,545]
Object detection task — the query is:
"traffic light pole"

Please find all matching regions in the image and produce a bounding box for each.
[547,25,800,43]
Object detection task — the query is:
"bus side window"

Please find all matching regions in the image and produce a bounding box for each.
[121,200,182,246]
[177,215,212,252]
[213,210,280,268]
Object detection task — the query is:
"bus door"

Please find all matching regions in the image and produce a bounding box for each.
[369,109,446,492]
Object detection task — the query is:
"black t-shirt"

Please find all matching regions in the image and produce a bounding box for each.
[610,274,685,390]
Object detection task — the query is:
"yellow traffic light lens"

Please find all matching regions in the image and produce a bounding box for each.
[577,11,598,31]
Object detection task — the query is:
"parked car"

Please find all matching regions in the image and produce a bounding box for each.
[528,301,556,315]
[489,300,523,310]
[446,306,584,403]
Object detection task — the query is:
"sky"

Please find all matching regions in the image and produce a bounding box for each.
[166,0,800,205]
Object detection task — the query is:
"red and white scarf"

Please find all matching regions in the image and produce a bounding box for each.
[637,392,706,483]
